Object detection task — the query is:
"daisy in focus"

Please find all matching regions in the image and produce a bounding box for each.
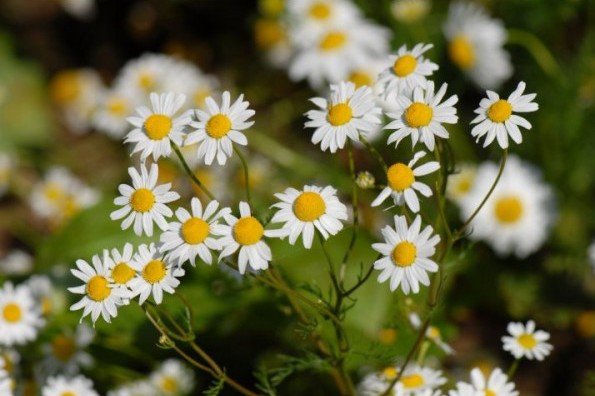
[371,151,439,213]
[385,81,458,151]
[270,185,348,249]
[471,82,538,149]
[502,320,553,361]
[217,202,275,274]
[446,163,477,205]
[159,197,231,266]
[449,367,518,396]
[110,163,180,237]
[0,282,44,346]
[372,215,440,294]
[68,254,129,324]
[105,243,137,290]
[149,359,194,396]
[305,82,382,153]
[42,375,98,396]
[185,91,255,166]
[358,364,446,395]
[409,312,454,354]
[42,324,95,375]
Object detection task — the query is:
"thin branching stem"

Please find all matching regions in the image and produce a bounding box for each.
[234,145,252,204]
[172,143,216,200]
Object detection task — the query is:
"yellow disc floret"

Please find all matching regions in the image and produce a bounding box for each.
[254,19,285,50]
[111,262,136,285]
[392,241,417,267]
[50,71,81,104]
[449,35,476,70]
[393,54,418,77]
[494,196,523,224]
[142,260,167,284]
[401,373,424,388]
[144,114,172,140]
[327,103,353,126]
[233,216,264,245]
[387,163,415,192]
[293,192,326,222]
[383,367,398,380]
[348,70,373,88]
[107,98,128,117]
[86,276,111,302]
[487,99,513,123]
[319,31,347,51]
[2,303,22,323]
[181,217,210,244]
[206,114,232,138]
[405,102,433,128]
[309,2,331,19]
[161,376,179,392]
[130,188,156,213]
[518,333,538,349]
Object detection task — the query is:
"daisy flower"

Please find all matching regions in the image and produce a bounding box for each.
[150,359,194,396]
[471,82,539,149]
[42,375,98,396]
[217,202,275,274]
[125,92,189,161]
[286,0,361,41]
[42,324,94,375]
[460,155,554,258]
[502,320,553,361]
[443,1,512,89]
[385,81,459,151]
[305,81,382,153]
[185,91,255,166]
[115,53,178,97]
[446,163,476,205]
[254,18,293,69]
[128,243,185,305]
[372,214,440,294]
[371,151,439,213]
[25,275,58,316]
[93,86,139,139]
[0,250,33,276]
[110,163,180,237]
[270,185,348,249]
[59,0,95,19]
[105,243,137,289]
[107,380,158,396]
[409,312,454,354]
[386,364,446,394]
[376,43,438,96]
[0,282,44,346]
[449,368,518,396]
[390,0,431,24]
[68,254,129,324]
[159,198,231,266]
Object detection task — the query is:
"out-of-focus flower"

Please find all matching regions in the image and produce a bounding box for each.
[449,367,518,396]
[390,0,431,24]
[42,324,95,375]
[0,282,44,346]
[149,359,194,396]
[356,171,376,189]
[446,163,476,205]
[409,312,454,354]
[115,54,178,98]
[502,320,553,361]
[107,380,158,396]
[25,275,60,316]
[59,0,95,19]
[93,86,139,139]
[41,375,98,396]
[358,364,446,395]
[254,18,293,68]
[0,250,33,276]
[286,0,362,42]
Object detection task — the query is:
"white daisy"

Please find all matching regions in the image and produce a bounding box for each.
[502,320,553,361]
[446,163,477,205]
[128,243,185,305]
[471,82,539,149]
[0,250,33,276]
[150,359,194,395]
[114,53,178,97]
[125,92,189,161]
[110,163,180,237]
[390,0,431,24]
[159,197,230,266]
[371,151,439,213]
[68,254,129,324]
[270,185,348,249]
[216,202,275,274]
[25,275,58,316]
[286,0,361,42]
[372,214,440,294]
[93,86,140,139]
[105,243,137,289]
[0,282,44,346]
[443,1,512,89]
[449,368,518,396]
[305,81,382,153]
[107,380,158,396]
[0,153,14,197]
[376,43,438,96]
[460,155,554,258]
[384,81,459,151]
[42,375,98,396]
[358,364,446,395]
[42,323,95,375]
[409,312,454,354]
[185,91,255,166]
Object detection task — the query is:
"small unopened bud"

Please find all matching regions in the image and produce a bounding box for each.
[356,171,375,189]
[158,334,175,349]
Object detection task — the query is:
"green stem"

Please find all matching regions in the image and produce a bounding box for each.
[507,358,521,379]
[340,143,359,285]
[359,135,388,172]
[171,143,215,200]
[233,145,252,204]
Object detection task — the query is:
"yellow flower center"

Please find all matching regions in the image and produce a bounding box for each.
[44,183,65,202]
[319,31,347,51]
[161,376,178,392]
[378,328,397,345]
[405,102,433,128]
[107,98,128,117]
[130,188,156,213]
[233,216,264,245]
[327,103,353,126]
[142,260,167,284]
[181,217,210,244]
[144,114,172,140]
[449,35,475,70]
[309,2,331,19]
[427,326,441,339]
[254,19,285,49]
[112,262,136,284]
[392,241,417,267]
[518,333,538,349]
[206,114,232,138]
[494,196,523,224]
[387,163,415,192]
[383,367,398,380]
[293,192,326,222]
[86,276,111,302]
[485,390,497,396]
[456,178,472,195]
[2,303,22,323]
[61,392,76,396]
[393,54,418,77]
[488,99,513,123]
[52,335,76,362]
[50,71,81,104]
[401,373,424,389]
[348,70,373,88]
[138,73,155,90]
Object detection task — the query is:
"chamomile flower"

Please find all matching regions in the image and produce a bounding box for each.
[305,82,382,153]
[449,368,518,396]
[107,381,158,396]
[93,87,139,139]
[104,243,137,289]
[125,92,189,161]
[0,153,14,197]
[42,324,94,375]
[68,254,129,324]
[150,359,194,395]
[159,198,230,266]
[385,81,459,151]
[0,250,33,276]
[502,320,553,361]
[110,163,180,237]
[128,243,185,305]
[391,0,431,24]
[270,185,348,249]
[371,152,439,213]
[446,163,476,205]
[443,1,512,89]
[377,44,438,96]
[42,375,98,396]
[25,275,59,316]
[471,82,539,149]
[460,156,554,258]
[217,202,275,274]
[372,215,440,294]
[254,18,293,69]
[115,54,177,97]
[286,0,361,41]
[387,364,447,394]
[185,92,255,166]
[409,313,454,354]
[0,282,44,346]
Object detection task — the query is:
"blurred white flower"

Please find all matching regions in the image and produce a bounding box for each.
[42,375,98,396]
[42,324,95,375]
[502,320,553,361]
[391,0,431,24]
[449,367,518,396]
[0,250,33,276]
[446,163,477,206]
[150,359,194,396]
